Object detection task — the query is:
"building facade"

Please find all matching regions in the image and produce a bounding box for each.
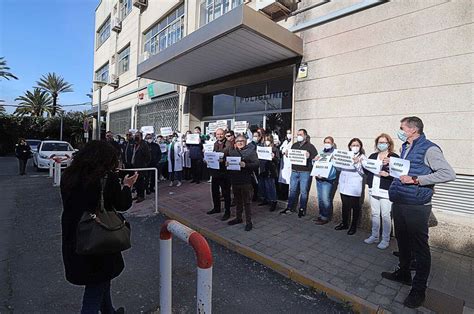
[93,0,473,255]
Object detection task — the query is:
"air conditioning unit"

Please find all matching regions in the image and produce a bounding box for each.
[111,17,122,32]
[108,74,119,88]
[133,0,147,8]
[256,0,298,20]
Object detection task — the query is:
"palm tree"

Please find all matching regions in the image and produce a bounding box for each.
[36,72,73,117]
[0,57,18,80]
[14,88,53,117]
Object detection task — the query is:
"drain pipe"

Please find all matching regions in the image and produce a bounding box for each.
[289,0,387,33]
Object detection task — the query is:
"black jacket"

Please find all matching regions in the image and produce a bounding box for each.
[15,143,31,160]
[106,139,122,159]
[130,141,151,168]
[227,145,259,185]
[148,142,162,167]
[365,152,400,190]
[259,146,280,178]
[60,172,132,285]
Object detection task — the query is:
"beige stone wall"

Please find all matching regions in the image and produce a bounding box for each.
[292,0,474,255]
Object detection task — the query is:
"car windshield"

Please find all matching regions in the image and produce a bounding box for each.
[41,143,72,151]
[26,140,41,146]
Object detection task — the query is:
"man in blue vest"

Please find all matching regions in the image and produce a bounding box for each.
[382,116,455,308]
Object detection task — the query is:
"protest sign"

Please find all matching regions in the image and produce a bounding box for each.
[128,128,138,135]
[257,146,272,161]
[216,120,228,130]
[203,143,214,152]
[233,121,248,133]
[226,156,241,171]
[208,123,217,133]
[311,161,333,178]
[160,127,173,137]
[159,144,167,153]
[186,133,200,144]
[204,152,223,170]
[287,149,307,166]
[363,159,383,175]
[140,126,154,135]
[332,149,355,170]
[389,157,410,179]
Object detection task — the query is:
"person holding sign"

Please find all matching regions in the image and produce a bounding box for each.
[225,135,259,231]
[187,127,204,184]
[362,134,399,249]
[157,135,168,181]
[313,136,338,225]
[257,135,280,212]
[182,131,193,181]
[383,117,455,309]
[334,138,366,235]
[145,133,162,194]
[206,128,233,221]
[167,133,184,187]
[280,129,318,218]
[278,129,293,200]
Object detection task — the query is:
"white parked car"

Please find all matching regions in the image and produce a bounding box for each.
[33,140,76,170]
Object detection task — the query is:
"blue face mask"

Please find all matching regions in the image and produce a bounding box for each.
[377,143,389,152]
[397,129,407,142]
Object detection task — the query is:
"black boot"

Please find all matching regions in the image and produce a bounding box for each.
[381,268,412,286]
[403,289,425,308]
[347,224,357,235]
[221,211,231,221]
[228,218,243,225]
[334,223,348,230]
[207,208,221,215]
[298,208,306,218]
[269,201,277,212]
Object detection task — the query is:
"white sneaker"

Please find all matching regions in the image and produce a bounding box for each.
[169,181,174,187]
[176,181,182,187]
[364,236,379,244]
[159,176,165,181]
[377,240,390,250]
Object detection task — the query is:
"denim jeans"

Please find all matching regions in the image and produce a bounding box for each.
[316,179,336,221]
[287,171,312,210]
[261,177,277,202]
[81,280,114,314]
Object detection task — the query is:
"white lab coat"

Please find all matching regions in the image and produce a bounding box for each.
[168,141,184,172]
[182,144,192,168]
[278,139,293,184]
[337,154,366,197]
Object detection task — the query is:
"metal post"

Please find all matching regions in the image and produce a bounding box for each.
[49,159,54,178]
[60,115,63,141]
[53,160,61,186]
[97,86,102,140]
[160,234,172,314]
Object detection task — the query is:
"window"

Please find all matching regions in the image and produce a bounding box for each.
[200,0,242,26]
[95,63,109,86]
[120,0,132,20]
[144,5,185,56]
[118,45,130,75]
[97,17,111,48]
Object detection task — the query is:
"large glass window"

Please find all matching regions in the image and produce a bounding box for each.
[95,63,109,85]
[236,83,266,113]
[144,5,185,56]
[203,89,234,116]
[120,0,132,20]
[200,0,243,27]
[97,17,111,48]
[118,45,130,75]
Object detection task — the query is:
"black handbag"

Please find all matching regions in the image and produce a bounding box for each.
[76,176,131,255]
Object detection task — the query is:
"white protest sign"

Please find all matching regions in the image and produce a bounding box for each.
[204,152,223,170]
[363,159,383,175]
[257,146,272,161]
[208,123,218,133]
[140,126,154,135]
[287,149,307,166]
[226,156,241,171]
[389,157,410,179]
[159,144,167,153]
[203,143,214,152]
[332,149,355,170]
[160,127,173,137]
[233,121,248,133]
[129,128,138,134]
[186,133,200,144]
[311,160,333,178]
[216,120,228,130]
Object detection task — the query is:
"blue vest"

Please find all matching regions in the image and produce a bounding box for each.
[389,134,437,205]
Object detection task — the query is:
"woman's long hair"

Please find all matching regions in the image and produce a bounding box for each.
[62,141,119,193]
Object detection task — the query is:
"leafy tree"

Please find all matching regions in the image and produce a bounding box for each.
[0,57,18,80]
[36,72,73,117]
[14,88,53,117]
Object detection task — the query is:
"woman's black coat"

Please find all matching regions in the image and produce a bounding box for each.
[60,171,132,285]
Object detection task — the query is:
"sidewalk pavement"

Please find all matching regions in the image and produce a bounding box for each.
[130,180,473,314]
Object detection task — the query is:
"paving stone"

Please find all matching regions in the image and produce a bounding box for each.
[367,292,392,306]
[374,284,398,297]
[347,286,371,299]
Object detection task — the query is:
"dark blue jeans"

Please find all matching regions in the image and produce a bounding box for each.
[316,179,336,221]
[261,177,277,202]
[81,280,114,314]
[287,171,312,210]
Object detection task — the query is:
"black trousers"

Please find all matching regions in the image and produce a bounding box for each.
[136,171,147,198]
[147,167,157,190]
[212,175,231,212]
[18,158,28,174]
[233,184,253,223]
[393,203,431,292]
[340,193,361,228]
[191,159,203,182]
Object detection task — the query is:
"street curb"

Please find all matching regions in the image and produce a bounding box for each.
[158,207,385,314]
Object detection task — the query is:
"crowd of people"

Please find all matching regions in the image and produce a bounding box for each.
[63,115,455,310]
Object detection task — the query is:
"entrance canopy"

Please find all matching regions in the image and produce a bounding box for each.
[137,5,303,87]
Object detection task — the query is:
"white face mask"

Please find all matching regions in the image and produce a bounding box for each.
[146,139,153,143]
[297,135,304,142]
[351,146,360,154]
[287,134,292,140]
[252,137,259,143]
[265,140,271,146]
[324,143,332,150]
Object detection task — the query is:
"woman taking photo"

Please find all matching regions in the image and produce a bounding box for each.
[362,133,399,249]
[61,141,138,313]
[334,138,366,235]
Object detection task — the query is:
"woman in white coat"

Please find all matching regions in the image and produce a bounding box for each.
[334,138,366,235]
[167,133,184,187]
[278,129,293,200]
